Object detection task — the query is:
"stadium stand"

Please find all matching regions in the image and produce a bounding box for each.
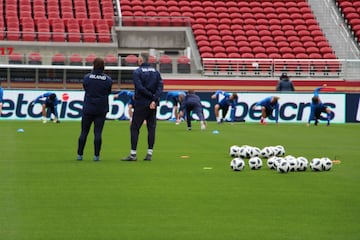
[0,0,359,92]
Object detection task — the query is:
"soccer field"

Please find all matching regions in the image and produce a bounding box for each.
[0,120,359,240]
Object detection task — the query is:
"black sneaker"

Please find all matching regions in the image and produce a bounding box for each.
[121,155,137,161]
[314,119,318,126]
[144,154,152,161]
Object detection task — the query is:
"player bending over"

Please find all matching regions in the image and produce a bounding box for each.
[166,90,186,125]
[252,96,280,125]
[114,90,135,122]
[307,87,333,126]
[179,90,206,130]
[211,90,238,123]
[31,92,60,123]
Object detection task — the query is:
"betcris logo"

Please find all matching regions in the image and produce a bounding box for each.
[1,91,84,120]
[0,90,346,123]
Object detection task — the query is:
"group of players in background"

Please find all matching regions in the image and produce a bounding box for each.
[162,86,333,128]
[22,86,334,129]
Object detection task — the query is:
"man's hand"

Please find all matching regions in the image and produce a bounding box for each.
[150,101,156,109]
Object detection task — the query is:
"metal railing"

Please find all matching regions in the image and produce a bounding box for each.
[202,58,360,80]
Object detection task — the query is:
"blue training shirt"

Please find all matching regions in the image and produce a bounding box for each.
[116,90,135,105]
[307,87,326,123]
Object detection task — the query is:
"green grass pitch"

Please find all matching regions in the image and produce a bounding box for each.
[0,120,359,240]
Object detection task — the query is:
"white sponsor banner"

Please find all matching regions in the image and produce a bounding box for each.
[1,90,346,123]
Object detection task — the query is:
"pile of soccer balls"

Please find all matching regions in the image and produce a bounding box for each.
[229,145,333,173]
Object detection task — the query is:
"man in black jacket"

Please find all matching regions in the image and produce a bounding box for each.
[77,57,113,161]
[122,52,163,161]
[276,73,295,91]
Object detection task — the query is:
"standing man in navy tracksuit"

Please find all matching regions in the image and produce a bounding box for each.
[179,89,206,131]
[122,52,163,161]
[77,57,112,161]
[252,96,280,125]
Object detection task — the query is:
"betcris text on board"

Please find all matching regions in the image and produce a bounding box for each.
[1,90,345,123]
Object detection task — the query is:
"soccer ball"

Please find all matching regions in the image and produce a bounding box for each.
[238,145,252,158]
[277,158,290,173]
[275,145,285,156]
[229,145,240,157]
[321,157,333,171]
[273,157,283,169]
[285,155,298,172]
[260,147,273,158]
[249,147,261,157]
[248,157,263,170]
[267,156,277,170]
[310,158,323,171]
[296,156,308,171]
[230,158,245,171]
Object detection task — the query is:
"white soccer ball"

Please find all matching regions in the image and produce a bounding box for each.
[230,158,245,171]
[267,156,277,170]
[321,157,333,171]
[296,156,308,171]
[260,147,273,158]
[274,157,283,169]
[249,147,261,157]
[277,158,290,173]
[285,155,298,172]
[229,145,240,157]
[248,157,263,170]
[238,146,251,158]
[310,158,323,171]
[275,145,285,156]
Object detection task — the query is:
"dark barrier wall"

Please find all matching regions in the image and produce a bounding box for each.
[346,93,360,122]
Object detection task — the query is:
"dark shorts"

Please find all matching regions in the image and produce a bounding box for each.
[264,107,273,117]
[314,106,327,119]
[168,96,179,106]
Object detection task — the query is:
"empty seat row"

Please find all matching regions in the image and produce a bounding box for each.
[337,0,360,44]
[8,52,118,66]
[120,0,336,59]
[1,0,115,42]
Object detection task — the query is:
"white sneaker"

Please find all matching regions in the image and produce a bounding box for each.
[42,120,47,123]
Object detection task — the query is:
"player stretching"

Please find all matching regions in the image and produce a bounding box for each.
[31,92,60,123]
[114,90,135,122]
[166,90,186,124]
[179,90,206,130]
[307,86,333,127]
[252,96,280,125]
[211,90,238,123]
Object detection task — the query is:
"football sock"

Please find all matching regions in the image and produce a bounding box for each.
[130,150,136,156]
[147,149,153,155]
